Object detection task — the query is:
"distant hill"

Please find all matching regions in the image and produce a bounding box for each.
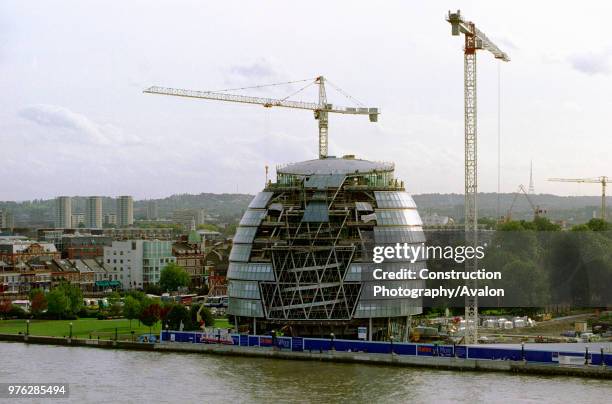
[1,192,608,227]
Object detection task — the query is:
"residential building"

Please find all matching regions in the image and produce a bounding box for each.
[172,208,206,229]
[146,200,159,220]
[104,227,176,241]
[103,240,143,290]
[61,234,112,259]
[143,240,175,286]
[55,196,72,228]
[116,196,134,227]
[71,213,85,228]
[85,196,103,229]
[0,239,60,267]
[0,209,14,228]
[173,230,205,287]
[103,239,175,290]
[104,213,117,226]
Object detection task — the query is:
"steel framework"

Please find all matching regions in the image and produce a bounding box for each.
[144,76,378,159]
[447,10,510,344]
[548,176,610,220]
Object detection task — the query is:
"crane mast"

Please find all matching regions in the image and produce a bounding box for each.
[144,76,378,159]
[447,10,510,345]
[548,176,609,220]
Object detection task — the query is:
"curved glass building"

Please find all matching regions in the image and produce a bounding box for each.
[228,155,425,340]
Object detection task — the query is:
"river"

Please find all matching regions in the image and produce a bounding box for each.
[0,343,610,403]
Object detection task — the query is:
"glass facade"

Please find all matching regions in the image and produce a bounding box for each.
[374,191,417,209]
[233,227,258,244]
[227,262,275,281]
[228,280,261,299]
[376,209,423,226]
[248,192,274,209]
[239,209,267,226]
[229,244,252,262]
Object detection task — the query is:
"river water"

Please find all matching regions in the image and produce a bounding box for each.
[0,343,610,403]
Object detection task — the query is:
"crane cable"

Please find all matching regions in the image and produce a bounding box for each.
[209,76,367,108]
[211,78,315,93]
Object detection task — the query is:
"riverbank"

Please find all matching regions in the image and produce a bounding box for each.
[1,333,610,379]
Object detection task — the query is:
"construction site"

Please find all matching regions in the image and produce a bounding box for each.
[142,10,610,346]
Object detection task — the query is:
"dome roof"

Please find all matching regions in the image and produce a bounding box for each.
[277,156,394,176]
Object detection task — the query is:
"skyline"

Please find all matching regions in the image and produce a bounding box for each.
[2,1,611,200]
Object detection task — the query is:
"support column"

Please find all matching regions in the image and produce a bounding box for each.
[253,318,257,335]
[368,317,373,341]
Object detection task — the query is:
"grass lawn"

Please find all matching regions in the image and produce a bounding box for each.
[0,317,231,340]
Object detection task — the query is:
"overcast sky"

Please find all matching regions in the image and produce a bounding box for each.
[1,1,611,200]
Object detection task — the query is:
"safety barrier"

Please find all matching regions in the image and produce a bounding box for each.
[159,331,612,366]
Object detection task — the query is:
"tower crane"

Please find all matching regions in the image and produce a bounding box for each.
[143,76,379,159]
[548,176,610,220]
[447,10,510,345]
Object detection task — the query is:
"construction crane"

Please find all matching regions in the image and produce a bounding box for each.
[548,176,610,220]
[506,184,546,222]
[447,10,510,345]
[143,76,379,159]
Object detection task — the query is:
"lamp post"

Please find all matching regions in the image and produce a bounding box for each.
[26,319,30,336]
[165,324,169,342]
[69,322,73,339]
[330,332,335,351]
[390,335,395,355]
[521,342,525,361]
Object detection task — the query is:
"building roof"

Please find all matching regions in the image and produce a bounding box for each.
[277,156,394,176]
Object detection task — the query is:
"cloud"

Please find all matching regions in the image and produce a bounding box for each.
[229,58,278,79]
[567,51,611,75]
[18,104,141,145]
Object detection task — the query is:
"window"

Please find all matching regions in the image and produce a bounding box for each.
[302,201,329,222]
[233,227,257,244]
[374,192,417,209]
[248,192,274,209]
[375,209,422,226]
[229,244,252,262]
[239,209,267,226]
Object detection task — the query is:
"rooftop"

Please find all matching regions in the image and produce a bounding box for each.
[277,156,394,176]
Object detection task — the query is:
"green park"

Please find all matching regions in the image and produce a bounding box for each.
[0,263,230,341]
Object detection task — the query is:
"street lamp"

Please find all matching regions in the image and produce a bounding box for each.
[69,322,73,339]
[165,324,169,342]
[330,333,335,351]
[26,319,30,336]
[390,335,395,355]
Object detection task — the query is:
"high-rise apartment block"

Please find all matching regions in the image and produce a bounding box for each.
[116,196,134,227]
[55,196,72,228]
[85,196,103,228]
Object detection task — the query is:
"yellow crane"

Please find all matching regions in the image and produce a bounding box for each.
[143,76,379,159]
[548,176,609,220]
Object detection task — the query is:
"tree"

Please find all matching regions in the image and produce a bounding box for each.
[139,300,161,334]
[159,263,190,292]
[56,283,83,316]
[586,218,610,231]
[47,289,69,319]
[123,296,141,328]
[165,304,192,331]
[0,299,12,317]
[197,223,219,232]
[30,289,48,317]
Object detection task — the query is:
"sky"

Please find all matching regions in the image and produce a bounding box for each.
[1,0,611,200]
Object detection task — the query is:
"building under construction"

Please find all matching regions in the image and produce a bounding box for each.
[227,155,426,340]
